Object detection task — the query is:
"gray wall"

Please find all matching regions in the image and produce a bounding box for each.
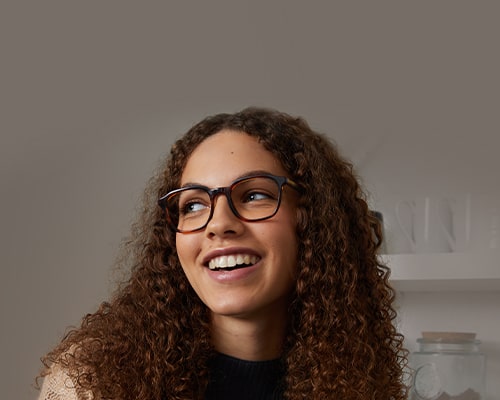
[1,2,499,399]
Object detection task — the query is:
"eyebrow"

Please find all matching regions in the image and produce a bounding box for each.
[180,170,276,188]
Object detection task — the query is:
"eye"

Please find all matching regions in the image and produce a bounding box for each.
[175,189,211,216]
[243,191,273,203]
[181,200,208,215]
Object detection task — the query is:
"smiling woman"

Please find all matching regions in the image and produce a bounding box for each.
[37,107,408,400]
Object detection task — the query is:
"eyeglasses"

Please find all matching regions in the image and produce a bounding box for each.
[158,173,301,233]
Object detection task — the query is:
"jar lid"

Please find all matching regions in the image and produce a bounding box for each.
[417,331,481,346]
[420,331,476,342]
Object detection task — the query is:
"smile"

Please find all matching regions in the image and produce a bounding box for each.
[208,254,260,271]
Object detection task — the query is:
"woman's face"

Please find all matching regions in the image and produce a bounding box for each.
[175,130,298,321]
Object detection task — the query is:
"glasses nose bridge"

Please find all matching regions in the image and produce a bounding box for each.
[208,185,236,213]
[209,185,232,201]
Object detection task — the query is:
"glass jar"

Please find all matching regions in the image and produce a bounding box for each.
[409,332,486,400]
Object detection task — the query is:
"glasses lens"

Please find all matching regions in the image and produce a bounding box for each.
[166,188,211,232]
[231,176,281,221]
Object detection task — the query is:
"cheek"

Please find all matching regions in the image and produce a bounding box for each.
[285,220,300,276]
[175,236,201,293]
[175,235,197,269]
[282,208,299,253]
[269,220,299,271]
[286,234,299,274]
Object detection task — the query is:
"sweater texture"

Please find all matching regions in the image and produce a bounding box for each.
[38,353,285,400]
[205,353,285,400]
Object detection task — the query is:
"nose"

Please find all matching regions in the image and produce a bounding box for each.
[205,193,244,237]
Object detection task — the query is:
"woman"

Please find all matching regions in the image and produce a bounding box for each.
[38,107,408,399]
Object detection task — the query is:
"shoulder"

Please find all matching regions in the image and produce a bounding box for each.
[38,364,94,400]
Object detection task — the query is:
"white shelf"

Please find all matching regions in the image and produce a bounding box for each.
[383,251,500,292]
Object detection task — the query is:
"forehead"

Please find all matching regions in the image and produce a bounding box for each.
[180,130,286,186]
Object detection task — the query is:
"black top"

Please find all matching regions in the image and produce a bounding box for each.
[205,353,285,400]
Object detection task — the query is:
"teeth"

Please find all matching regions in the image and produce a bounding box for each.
[208,254,259,270]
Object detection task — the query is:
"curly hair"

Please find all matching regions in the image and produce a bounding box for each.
[39,107,408,399]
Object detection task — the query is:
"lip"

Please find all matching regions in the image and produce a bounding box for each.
[201,246,262,267]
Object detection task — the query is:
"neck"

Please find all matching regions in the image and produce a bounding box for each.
[210,310,288,361]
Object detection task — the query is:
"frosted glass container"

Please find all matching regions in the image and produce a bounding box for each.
[409,332,485,400]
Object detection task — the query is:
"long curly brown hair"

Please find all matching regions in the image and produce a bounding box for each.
[39,107,408,399]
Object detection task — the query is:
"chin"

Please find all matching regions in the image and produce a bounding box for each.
[208,300,254,318]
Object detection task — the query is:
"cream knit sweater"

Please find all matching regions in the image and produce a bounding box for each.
[38,366,93,400]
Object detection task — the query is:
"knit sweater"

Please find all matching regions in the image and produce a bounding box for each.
[205,353,285,400]
[38,353,285,400]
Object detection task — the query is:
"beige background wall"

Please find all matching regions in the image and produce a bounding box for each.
[1,2,499,399]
